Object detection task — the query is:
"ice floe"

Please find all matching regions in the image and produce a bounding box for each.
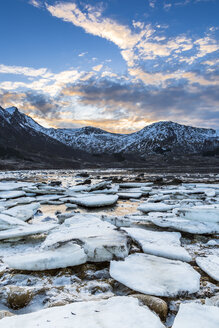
[196,255,219,282]
[4,242,87,271]
[69,194,118,208]
[138,203,176,213]
[122,228,191,262]
[0,223,56,241]
[0,214,28,230]
[0,296,165,328]
[177,205,219,223]
[2,203,40,221]
[110,253,200,297]
[172,302,219,328]
[0,190,26,199]
[151,216,219,234]
[42,214,130,262]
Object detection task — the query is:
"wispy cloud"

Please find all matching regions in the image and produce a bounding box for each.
[78,52,87,57]
[0,64,48,77]
[28,0,42,9]
[92,64,103,72]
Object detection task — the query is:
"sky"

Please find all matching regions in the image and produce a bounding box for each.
[0,0,218,133]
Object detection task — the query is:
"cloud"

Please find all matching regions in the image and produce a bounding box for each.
[78,52,87,57]
[60,78,219,130]
[148,0,156,8]
[28,0,42,9]
[46,2,140,50]
[92,64,103,72]
[0,64,48,77]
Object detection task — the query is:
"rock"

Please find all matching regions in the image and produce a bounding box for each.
[110,253,200,297]
[0,310,15,320]
[131,294,168,321]
[7,286,33,310]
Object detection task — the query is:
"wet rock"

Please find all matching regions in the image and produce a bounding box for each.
[131,294,168,321]
[49,181,62,186]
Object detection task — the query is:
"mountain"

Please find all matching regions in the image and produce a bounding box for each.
[0,106,218,169]
[0,106,94,168]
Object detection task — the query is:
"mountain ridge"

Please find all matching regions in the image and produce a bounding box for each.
[0,105,219,169]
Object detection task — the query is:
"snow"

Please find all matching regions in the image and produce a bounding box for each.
[123,228,191,262]
[0,296,165,328]
[4,242,87,271]
[110,253,200,297]
[69,194,118,207]
[2,203,40,221]
[0,213,27,230]
[42,214,129,262]
[0,223,56,241]
[0,190,26,199]
[178,205,219,223]
[5,106,17,114]
[172,302,219,328]
[151,216,219,234]
[138,203,175,213]
[196,255,219,282]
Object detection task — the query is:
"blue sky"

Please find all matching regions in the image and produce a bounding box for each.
[0,0,218,132]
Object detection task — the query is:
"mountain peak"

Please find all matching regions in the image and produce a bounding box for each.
[5,106,19,115]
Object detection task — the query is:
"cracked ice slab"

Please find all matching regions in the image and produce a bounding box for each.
[177,205,219,223]
[110,253,200,297]
[0,296,165,328]
[4,242,87,271]
[0,190,26,199]
[196,254,219,282]
[0,223,57,241]
[42,214,129,262]
[123,228,191,262]
[0,213,28,230]
[151,216,219,234]
[68,194,118,208]
[172,302,219,328]
[2,203,40,221]
[138,203,176,213]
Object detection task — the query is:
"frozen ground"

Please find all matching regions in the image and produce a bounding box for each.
[0,169,218,327]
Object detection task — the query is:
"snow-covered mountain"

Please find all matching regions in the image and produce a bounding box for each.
[0,106,93,167]
[0,106,218,161]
